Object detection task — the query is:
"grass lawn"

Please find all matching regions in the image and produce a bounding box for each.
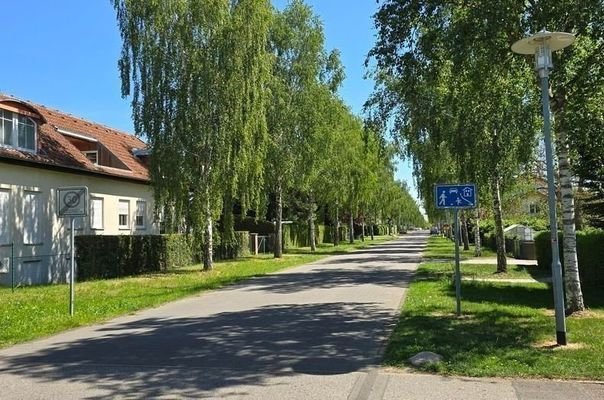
[423,236,497,260]
[384,236,604,380]
[0,236,394,349]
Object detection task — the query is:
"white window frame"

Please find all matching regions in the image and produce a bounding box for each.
[0,109,37,153]
[90,197,104,230]
[118,200,130,229]
[0,189,10,245]
[83,150,99,165]
[135,200,146,229]
[23,191,42,245]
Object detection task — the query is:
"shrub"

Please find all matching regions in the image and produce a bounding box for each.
[75,235,167,281]
[164,234,196,268]
[215,231,250,260]
[535,230,604,286]
[234,216,274,235]
[75,232,253,281]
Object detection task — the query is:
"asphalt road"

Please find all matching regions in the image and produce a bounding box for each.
[1,231,602,399]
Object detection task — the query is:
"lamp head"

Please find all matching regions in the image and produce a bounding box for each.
[511,30,575,73]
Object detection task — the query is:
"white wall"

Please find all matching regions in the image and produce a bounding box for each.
[0,162,158,285]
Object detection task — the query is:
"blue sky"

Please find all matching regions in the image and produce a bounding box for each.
[0,0,416,199]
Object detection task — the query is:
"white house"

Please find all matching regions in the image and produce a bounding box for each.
[0,94,158,286]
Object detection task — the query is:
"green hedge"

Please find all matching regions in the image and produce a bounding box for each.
[164,234,196,268]
[215,231,250,260]
[76,232,251,281]
[535,230,604,286]
[234,217,274,235]
[75,235,168,281]
[283,223,327,248]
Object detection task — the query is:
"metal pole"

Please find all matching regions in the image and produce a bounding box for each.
[11,242,14,293]
[70,217,75,316]
[454,209,462,316]
[540,70,567,345]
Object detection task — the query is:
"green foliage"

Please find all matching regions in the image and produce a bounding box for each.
[215,231,251,260]
[75,235,168,280]
[535,230,604,286]
[164,234,196,268]
[112,0,273,268]
[282,223,326,248]
[234,216,275,235]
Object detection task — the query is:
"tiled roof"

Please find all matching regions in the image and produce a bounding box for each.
[0,94,149,182]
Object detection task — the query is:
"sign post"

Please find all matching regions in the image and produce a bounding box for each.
[57,186,88,316]
[434,183,477,316]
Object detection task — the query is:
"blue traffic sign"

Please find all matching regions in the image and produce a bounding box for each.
[434,183,477,209]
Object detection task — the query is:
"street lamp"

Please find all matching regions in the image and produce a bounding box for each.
[512,30,575,346]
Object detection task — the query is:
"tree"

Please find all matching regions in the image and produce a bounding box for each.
[368,0,540,273]
[112,0,272,269]
[266,0,343,256]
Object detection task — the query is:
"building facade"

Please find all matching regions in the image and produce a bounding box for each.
[0,94,157,285]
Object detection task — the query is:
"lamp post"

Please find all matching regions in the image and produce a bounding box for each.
[512,30,575,346]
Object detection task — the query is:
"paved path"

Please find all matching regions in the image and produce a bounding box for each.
[1,231,602,399]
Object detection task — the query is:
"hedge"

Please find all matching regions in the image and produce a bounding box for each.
[75,235,168,281]
[234,217,274,235]
[76,232,250,281]
[535,230,604,286]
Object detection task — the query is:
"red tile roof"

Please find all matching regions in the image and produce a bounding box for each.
[0,94,149,183]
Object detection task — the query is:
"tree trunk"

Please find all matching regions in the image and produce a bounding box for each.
[334,205,340,246]
[203,196,213,271]
[491,177,507,273]
[461,211,470,251]
[349,211,354,244]
[558,130,585,313]
[474,207,482,257]
[274,184,283,258]
[370,218,374,240]
[309,193,316,252]
[361,217,365,242]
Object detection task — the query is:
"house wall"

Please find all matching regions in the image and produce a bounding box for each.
[0,162,157,286]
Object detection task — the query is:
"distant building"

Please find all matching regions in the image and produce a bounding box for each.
[0,94,157,285]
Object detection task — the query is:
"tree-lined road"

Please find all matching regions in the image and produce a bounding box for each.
[0,233,426,399]
[2,232,602,399]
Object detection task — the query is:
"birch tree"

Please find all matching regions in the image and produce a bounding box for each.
[112,0,272,269]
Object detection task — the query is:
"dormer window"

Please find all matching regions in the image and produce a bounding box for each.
[0,109,36,152]
[83,150,98,165]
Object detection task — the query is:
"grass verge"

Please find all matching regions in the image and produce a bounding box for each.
[0,236,394,349]
[384,236,604,380]
[423,236,497,260]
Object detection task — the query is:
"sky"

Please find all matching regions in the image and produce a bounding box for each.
[0,0,417,200]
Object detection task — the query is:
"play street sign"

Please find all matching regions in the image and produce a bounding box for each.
[434,183,477,209]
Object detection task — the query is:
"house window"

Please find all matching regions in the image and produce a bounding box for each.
[135,201,146,229]
[0,109,36,152]
[83,151,98,165]
[118,200,129,229]
[90,198,104,230]
[23,192,41,244]
[529,202,539,215]
[0,110,13,146]
[0,190,9,244]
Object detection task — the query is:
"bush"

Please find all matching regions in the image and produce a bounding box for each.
[234,216,274,235]
[215,231,250,260]
[76,235,168,281]
[283,223,326,248]
[164,234,195,268]
[535,230,604,286]
[75,232,253,281]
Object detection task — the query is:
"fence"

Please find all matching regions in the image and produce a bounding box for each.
[0,245,73,289]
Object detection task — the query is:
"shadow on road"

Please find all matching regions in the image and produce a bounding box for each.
[2,302,393,399]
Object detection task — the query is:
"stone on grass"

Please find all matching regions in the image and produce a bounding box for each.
[408,351,444,367]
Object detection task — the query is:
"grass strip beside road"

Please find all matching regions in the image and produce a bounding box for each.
[0,236,393,349]
[422,236,497,260]
[384,236,604,380]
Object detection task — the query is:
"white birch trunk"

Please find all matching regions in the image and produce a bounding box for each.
[557,130,585,313]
